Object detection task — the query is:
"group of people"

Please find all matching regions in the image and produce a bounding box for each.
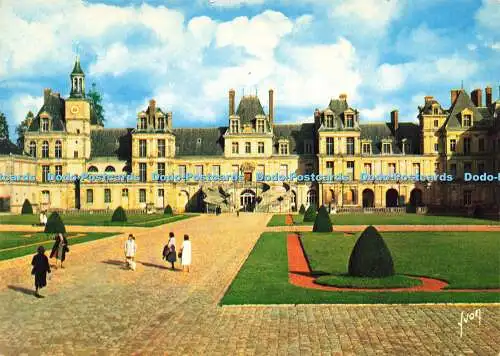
[30,233,69,298]
[37,211,48,226]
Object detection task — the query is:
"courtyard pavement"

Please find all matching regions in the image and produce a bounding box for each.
[0,213,498,355]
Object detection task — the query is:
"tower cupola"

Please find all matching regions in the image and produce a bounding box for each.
[70,56,85,98]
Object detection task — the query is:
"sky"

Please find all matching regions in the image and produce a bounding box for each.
[0,0,499,139]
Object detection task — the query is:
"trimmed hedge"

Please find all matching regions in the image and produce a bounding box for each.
[312,206,332,232]
[303,205,317,222]
[21,199,33,214]
[164,204,173,216]
[111,206,127,222]
[298,204,306,215]
[348,225,394,277]
[44,212,66,234]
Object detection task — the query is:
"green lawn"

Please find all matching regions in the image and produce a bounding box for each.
[315,274,422,288]
[0,213,196,227]
[0,231,117,261]
[221,232,500,305]
[267,213,500,226]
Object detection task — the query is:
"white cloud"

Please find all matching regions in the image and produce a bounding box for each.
[475,0,500,34]
[9,94,44,125]
[208,0,265,7]
[359,104,393,121]
[375,64,407,91]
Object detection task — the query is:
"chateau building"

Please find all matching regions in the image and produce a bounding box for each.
[0,59,498,216]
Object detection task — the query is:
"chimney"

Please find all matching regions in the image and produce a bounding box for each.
[229,89,235,116]
[485,86,492,107]
[167,112,173,129]
[268,89,274,124]
[391,110,399,131]
[450,89,460,106]
[471,89,482,107]
[424,96,434,103]
[44,88,51,103]
[339,93,347,101]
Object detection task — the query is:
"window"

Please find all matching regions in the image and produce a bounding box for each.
[42,190,50,204]
[450,139,456,152]
[158,139,166,157]
[464,162,472,173]
[433,108,439,115]
[55,140,62,158]
[478,138,485,152]
[74,150,78,158]
[158,189,164,197]
[41,118,49,132]
[463,137,471,154]
[434,143,439,152]
[86,189,93,204]
[88,166,98,172]
[346,114,354,128]
[139,140,147,157]
[256,165,265,177]
[105,166,115,172]
[364,163,372,175]
[245,142,251,154]
[388,163,396,174]
[42,166,49,183]
[346,137,355,155]
[279,164,288,177]
[346,161,355,178]
[434,162,440,173]
[195,165,203,176]
[326,137,334,155]
[382,143,391,154]
[158,117,165,130]
[434,119,439,128]
[462,114,471,127]
[304,141,312,154]
[42,141,49,158]
[258,142,264,154]
[140,117,147,130]
[55,165,62,176]
[122,188,129,197]
[212,165,220,176]
[157,163,165,176]
[403,141,411,154]
[362,143,371,154]
[29,141,36,157]
[232,165,239,175]
[450,164,457,176]
[326,115,334,128]
[413,163,420,175]
[307,190,317,206]
[178,165,186,177]
[139,189,146,203]
[232,142,239,154]
[257,120,265,133]
[139,163,147,182]
[305,163,313,175]
[230,119,239,133]
[279,143,288,155]
[104,189,111,203]
[464,191,472,206]
[326,161,334,175]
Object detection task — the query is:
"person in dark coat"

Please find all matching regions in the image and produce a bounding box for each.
[31,246,51,298]
[50,233,69,269]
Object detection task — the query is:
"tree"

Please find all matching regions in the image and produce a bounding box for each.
[164,205,173,215]
[298,204,306,215]
[87,82,105,125]
[312,205,332,232]
[45,212,66,234]
[111,206,127,222]
[303,205,317,222]
[21,199,33,214]
[348,226,395,278]
[0,112,9,140]
[16,111,33,150]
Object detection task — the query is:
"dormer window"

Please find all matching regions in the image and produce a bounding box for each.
[462,114,472,127]
[382,142,392,154]
[433,108,439,115]
[362,142,371,154]
[257,119,265,133]
[346,114,354,128]
[158,117,165,130]
[139,116,147,130]
[230,119,239,133]
[41,118,49,132]
[326,115,334,128]
[279,141,289,155]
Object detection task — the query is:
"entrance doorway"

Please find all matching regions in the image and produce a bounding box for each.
[240,189,256,211]
[386,189,398,207]
[362,189,375,208]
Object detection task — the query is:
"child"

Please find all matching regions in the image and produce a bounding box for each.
[31,246,51,298]
[124,234,137,271]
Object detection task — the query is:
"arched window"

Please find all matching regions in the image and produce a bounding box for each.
[307,190,317,206]
[29,141,36,157]
[88,166,98,173]
[42,141,49,158]
[105,166,116,172]
[55,140,62,158]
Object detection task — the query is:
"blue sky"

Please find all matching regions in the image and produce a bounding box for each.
[0,0,498,139]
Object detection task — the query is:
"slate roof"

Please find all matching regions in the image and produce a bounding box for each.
[235,96,266,124]
[28,94,66,132]
[445,90,491,129]
[90,128,132,159]
[273,124,315,155]
[359,123,420,154]
[419,98,446,115]
[172,127,225,156]
[0,138,22,156]
[319,98,359,131]
[327,98,349,113]
[71,59,84,75]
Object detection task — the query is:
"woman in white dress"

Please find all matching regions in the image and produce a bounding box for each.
[124,234,137,271]
[180,234,191,272]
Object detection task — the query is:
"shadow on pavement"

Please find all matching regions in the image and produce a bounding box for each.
[102,259,128,269]
[140,261,169,270]
[7,285,35,296]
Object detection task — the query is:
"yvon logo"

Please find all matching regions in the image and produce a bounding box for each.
[458,308,482,338]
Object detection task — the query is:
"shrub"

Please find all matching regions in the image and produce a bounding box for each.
[312,206,332,232]
[164,204,173,216]
[303,205,317,222]
[111,206,127,222]
[298,204,306,215]
[44,212,66,234]
[21,199,33,214]
[348,225,394,278]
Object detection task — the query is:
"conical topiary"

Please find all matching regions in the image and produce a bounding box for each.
[111,206,127,222]
[164,204,173,215]
[44,212,66,234]
[312,205,332,232]
[303,205,317,222]
[348,226,394,277]
[298,204,306,215]
[21,199,33,214]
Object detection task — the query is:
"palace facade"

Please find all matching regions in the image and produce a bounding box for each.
[0,59,499,216]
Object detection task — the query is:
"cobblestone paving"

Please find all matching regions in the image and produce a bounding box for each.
[0,213,499,355]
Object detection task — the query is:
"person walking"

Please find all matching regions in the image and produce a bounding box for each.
[50,233,68,269]
[31,246,51,298]
[49,233,61,268]
[179,234,191,272]
[162,232,177,270]
[124,234,137,271]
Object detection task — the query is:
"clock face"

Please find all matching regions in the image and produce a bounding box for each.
[70,105,79,114]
